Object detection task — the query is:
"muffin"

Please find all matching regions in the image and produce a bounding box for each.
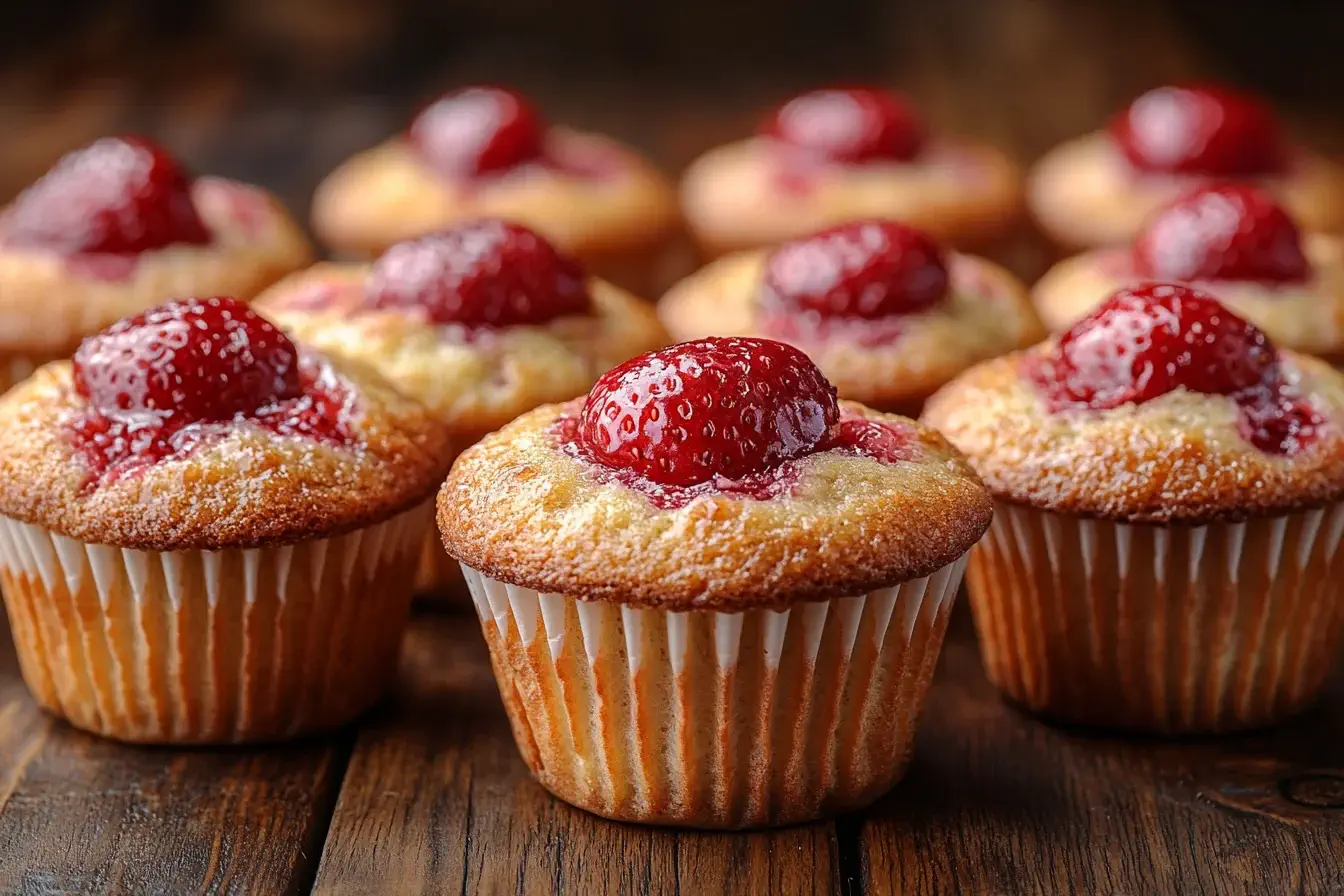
[0,297,451,743]
[659,219,1043,417]
[1034,183,1344,362]
[438,336,991,827]
[310,85,686,297]
[924,283,1344,733]
[679,87,1023,259]
[1028,83,1344,250]
[0,135,312,392]
[256,219,669,592]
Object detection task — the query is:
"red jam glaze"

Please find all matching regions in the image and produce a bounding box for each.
[68,297,355,483]
[1108,84,1287,177]
[1132,183,1310,284]
[559,336,916,507]
[3,136,211,257]
[764,88,925,164]
[364,220,590,328]
[407,86,618,182]
[1028,283,1322,455]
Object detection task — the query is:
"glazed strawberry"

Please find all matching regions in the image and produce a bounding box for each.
[764,88,924,164]
[1133,184,1309,283]
[759,220,948,319]
[3,136,211,255]
[578,337,839,486]
[365,220,590,327]
[409,86,546,178]
[1108,84,1287,176]
[1032,283,1276,410]
[73,296,301,421]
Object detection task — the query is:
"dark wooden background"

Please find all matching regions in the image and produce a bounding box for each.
[0,0,1343,893]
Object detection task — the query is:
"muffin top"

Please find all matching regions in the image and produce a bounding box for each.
[1033,184,1344,358]
[257,220,668,436]
[924,283,1344,523]
[0,297,452,551]
[659,220,1043,412]
[679,87,1022,253]
[438,336,991,609]
[1027,84,1344,248]
[0,136,312,356]
[311,86,679,258]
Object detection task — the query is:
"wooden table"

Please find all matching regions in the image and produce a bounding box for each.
[0,606,1341,895]
[1,0,1343,892]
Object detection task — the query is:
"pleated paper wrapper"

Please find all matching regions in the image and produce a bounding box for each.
[0,503,429,744]
[966,501,1344,733]
[461,552,968,828]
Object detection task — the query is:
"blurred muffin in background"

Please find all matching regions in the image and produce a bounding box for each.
[311,85,688,298]
[679,87,1023,260]
[1027,83,1344,250]
[0,135,312,392]
[659,219,1042,417]
[1033,183,1344,362]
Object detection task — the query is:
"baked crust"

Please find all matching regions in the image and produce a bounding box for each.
[657,249,1043,412]
[310,130,681,263]
[1031,238,1344,360]
[0,356,454,552]
[437,400,992,610]
[1027,133,1344,250]
[921,348,1344,524]
[256,264,670,436]
[0,177,313,356]
[678,138,1023,257]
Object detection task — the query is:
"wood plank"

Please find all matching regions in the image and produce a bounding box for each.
[855,616,1344,895]
[312,612,843,896]
[0,615,350,895]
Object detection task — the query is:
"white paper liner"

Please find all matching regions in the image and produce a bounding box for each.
[0,503,429,743]
[460,552,968,828]
[966,502,1344,732]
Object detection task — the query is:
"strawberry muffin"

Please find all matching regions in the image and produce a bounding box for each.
[438,336,991,827]
[311,85,686,297]
[1034,184,1344,362]
[0,297,451,743]
[925,283,1344,733]
[1028,84,1344,250]
[0,136,312,392]
[659,220,1043,416]
[679,87,1023,259]
[257,219,668,592]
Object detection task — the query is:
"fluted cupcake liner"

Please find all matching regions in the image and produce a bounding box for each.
[460,553,968,829]
[966,501,1344,733]
[0,503,429,744]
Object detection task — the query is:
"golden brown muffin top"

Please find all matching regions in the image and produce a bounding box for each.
[924,347,1344,524]
[438,399,991,610]
[0,352,452,551]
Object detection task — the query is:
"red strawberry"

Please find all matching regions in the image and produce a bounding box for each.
[4,136,211,254]
[764,88,924,163]
[73,296,301,421]
[364,220,590,327]
[579,337,840,486]
[759,220,949,319]
[409,86,546,178]
[1108,84,1286,176]
[1133,183,1309,283]
[1031,283,1276,410]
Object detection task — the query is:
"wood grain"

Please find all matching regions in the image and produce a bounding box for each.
[855,614,1344,896]
[0,616,350,895]
[311,611,842,896]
